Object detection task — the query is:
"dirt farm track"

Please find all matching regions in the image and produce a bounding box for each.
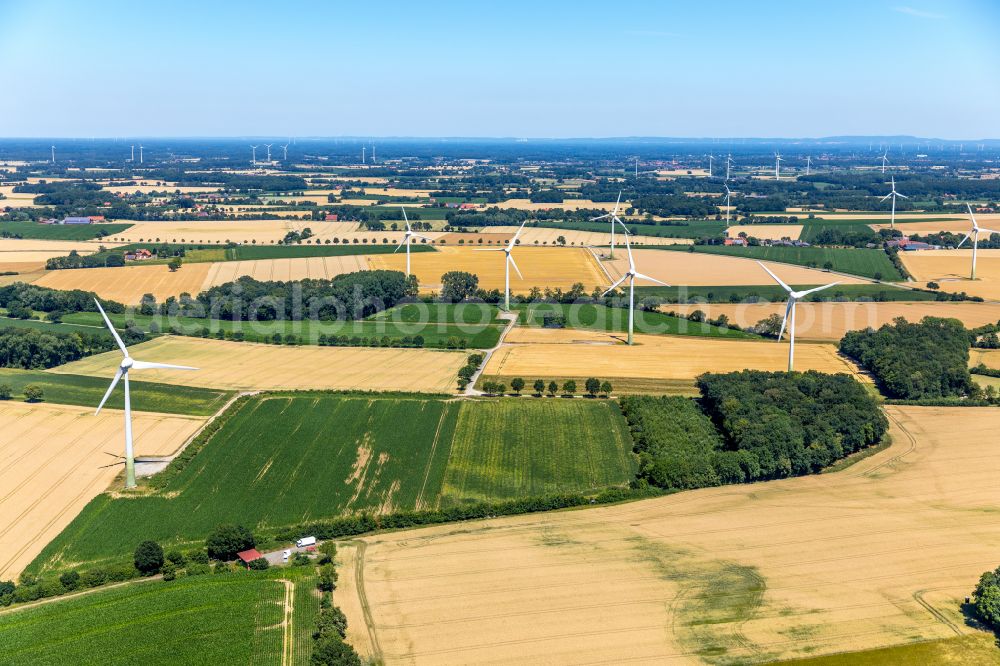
[336,405,1000,665]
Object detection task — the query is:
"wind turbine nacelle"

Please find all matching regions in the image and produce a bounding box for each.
[121,357,134,369]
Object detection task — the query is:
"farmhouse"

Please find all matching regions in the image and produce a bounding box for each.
[59,216,92,225]
[236,548,263,568]
[124,248,153,261]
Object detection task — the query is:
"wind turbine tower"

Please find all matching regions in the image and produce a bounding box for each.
[880,150,889,174]
[708,154,714,177]
[250,145,257,166]
[758,263,839,371]
[958,204,1000,280]
[774,152,783,180]
[476,220,529,311]
[139,145,144,164]
[590,191,626,260]
[264,144,272,162]
[725,154,732,181]
[130,145,135,162]
[806,155,811,176]
[724,184,733,226]
[881,177,908,229]
[393,207,431,276]
[362,146,366,164]
[601,234,668,345]
[93,300,196,488]
[282,144,289,160]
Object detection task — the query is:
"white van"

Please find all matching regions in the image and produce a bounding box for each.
[296,536,317,548]
[282,549,291,562]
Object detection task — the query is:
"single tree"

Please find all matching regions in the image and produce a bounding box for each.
[547,381,558,397]
[510,377,525,395]
[562,380,577,396]
[167,256,183,272]
[533,379,545,396]
[600,380,613,397]
[23,385,43,403]
[134,540,165,575]
[0,384,11,400]
[585,377,601,397]
[440,271,480,303]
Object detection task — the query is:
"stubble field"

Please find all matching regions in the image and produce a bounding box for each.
[665,301,1000,340]
[368,246,608,293]
[482,329,862,393]
[0,400,205,579]
[52,337,468,393]
[341,406,1000,665]
[899,249,1000,299]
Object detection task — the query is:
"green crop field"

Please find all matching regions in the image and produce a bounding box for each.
[0,575,287,665]
[441,399,634,503]
[0,221,133,240]
[0,315,110,336]
[634,283,940,303]
[64,302,504,349]
[515,303,756,338]
[0,368,231,416]
[658,244,904,280]
[534,220,726,239]
[30,394,636,570]
[772,634,1000,666]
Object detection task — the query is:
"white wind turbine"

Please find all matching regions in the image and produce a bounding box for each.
[590,191,625,259]
[725,154,733,181]
[880,176,907,229]
[880,150,889,174]
[708,153,714,177]
[476,219,528,311]
[757,262,839,372]
[264,144,273,162]
[774,152,783,180]
[393,207,430,277]
[805,155,812,176]
[250,145,258,166]
[139,145,144,164]
[93,300,196,488]
[957,203,1000,280]
[282,144,289,160]
[602,233,668,345]
[723,183,734,225]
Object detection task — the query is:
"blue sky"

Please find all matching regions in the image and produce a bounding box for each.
[1,0,997,138]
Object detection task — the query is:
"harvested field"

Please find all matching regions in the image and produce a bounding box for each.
[496,198,631,211]
[368,246,607,292]
[0,186,41,208]
[34,263,213,304]
[487,225,684,247]
[105,220,362,244]
[899,249,1000,299]
[666,301,1000,340]
[483,329,861,393]
[202,254,370,285]
[726,224,803,240]
[869,220,977,235]
[53,337,467,393]
[345,405,1000,665]
[0,400,205,579]
[970,348,1000,369]
[604,250,868,286]
[0,239,119,253]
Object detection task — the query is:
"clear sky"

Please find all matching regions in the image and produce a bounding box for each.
[1,0,997,138]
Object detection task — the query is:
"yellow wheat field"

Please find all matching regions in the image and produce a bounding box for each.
[665,301,1000,340]
[483,330,861,390]
[487,225,686,247]
[53,337,468,393]
[495,198,631,212]
[34,263,214,304]
[105,220,363,244]
[339,405,1000,665]
[970,348,1000,369]
[604,250,868,286]
[727,224,803,240]
[899,249,1000,299]
[0,401,205,579]
[368,246,607,293]
[0,186,41,208]
[201,255,371,285]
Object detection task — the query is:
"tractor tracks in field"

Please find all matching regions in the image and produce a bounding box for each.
[353,541,384,665]
[278,578,295,666]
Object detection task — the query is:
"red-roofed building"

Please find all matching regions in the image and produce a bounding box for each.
[325,214,339,222]
[237,548,263,568]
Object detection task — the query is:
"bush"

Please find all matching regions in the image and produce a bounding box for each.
[23,384,43,402]
[165,550,186,567]
[974,565,1000,630]
[161,561,177,581]
[561,380,577,396]
[59,570,80,591]
[291,552,311,567]
[585,377,600,397]
[311,634,361,666]
[133,540,165,575]
[314,606,348,640]
[0,384,10,400]
[206,523,255,561]
[248,558,270,571]
[318,563,338,591]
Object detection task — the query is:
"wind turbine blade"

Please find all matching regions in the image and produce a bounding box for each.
[473,248,506,252]
[624,234,636,272]
[778,299,793,342]
[796,282,840,298]
[130,360,197,371]
[94,298,127,355]
[401,207,411,232]
[633,272,669,287]
[507,254,523,280]
[880,193,892,201]
[511,218,528,245]
[613,191,622,215]
[956,233,971,248]
[756,261,792,293]
[393,238,406,253]
[896,192,909,199]
[589,213,611,221]
[967,203,978,228]
[615,217,631,235]
[601,274,629,297]
[95,368,123,415]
